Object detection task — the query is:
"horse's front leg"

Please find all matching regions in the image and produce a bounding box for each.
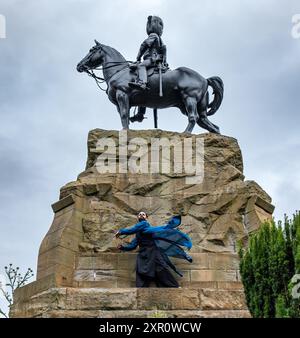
[116,90,130,129]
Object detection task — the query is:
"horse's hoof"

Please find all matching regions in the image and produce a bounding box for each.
[129,115,145,123]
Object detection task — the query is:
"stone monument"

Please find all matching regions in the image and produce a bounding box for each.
[10,129,274,318]
[10,16,274,318]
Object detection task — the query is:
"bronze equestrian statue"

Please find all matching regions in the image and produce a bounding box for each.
[77,16,223,134]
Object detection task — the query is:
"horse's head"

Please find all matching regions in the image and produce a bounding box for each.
[77,40,105,73]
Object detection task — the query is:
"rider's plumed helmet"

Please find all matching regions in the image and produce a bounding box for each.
[146,16,164,37]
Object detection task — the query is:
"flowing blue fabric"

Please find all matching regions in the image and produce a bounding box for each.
[119,215,193,265]
[152,216,193,264]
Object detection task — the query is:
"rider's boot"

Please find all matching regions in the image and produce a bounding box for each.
[128,64,148,90]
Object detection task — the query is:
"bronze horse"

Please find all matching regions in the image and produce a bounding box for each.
[77,40,223,134]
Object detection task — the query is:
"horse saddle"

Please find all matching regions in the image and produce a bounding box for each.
[129,63,169,78]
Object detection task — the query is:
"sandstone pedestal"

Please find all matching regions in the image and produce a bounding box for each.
[10,129,274,318]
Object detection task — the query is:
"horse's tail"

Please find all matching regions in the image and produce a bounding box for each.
[206,76,224,116]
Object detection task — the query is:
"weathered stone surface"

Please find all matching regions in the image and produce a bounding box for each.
[11,307,251,318]
[11,129,274,318]
[73,252,241,287]
[191,269,238,282]
[10,287,250,318]
[58,129,274,254]
[43,309,251,318]
[64,288,137,310]
[10,288,67,318]
[137,288,200,310]
[200,289,247,310]
[52,194,75,213]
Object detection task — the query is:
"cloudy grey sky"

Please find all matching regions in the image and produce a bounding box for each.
[0,0,299,313]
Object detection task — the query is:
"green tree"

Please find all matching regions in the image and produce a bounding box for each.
[239,212,300,318]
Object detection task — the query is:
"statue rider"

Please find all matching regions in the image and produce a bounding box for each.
[129,15,167,91]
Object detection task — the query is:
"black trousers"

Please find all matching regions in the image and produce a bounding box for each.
[136,268,179,288]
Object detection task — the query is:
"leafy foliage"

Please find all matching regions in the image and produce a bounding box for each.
[239,212,300,318]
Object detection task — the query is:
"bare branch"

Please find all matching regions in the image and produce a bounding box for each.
[0,308,8,318]
[1,264,34,318]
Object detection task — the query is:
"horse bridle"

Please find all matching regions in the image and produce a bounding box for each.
[84,44,132,92]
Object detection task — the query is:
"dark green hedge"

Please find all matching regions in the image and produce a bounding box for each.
[239,212,300,317]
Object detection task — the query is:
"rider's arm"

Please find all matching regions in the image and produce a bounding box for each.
[136,41,147,61]
[136,33,159,61]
